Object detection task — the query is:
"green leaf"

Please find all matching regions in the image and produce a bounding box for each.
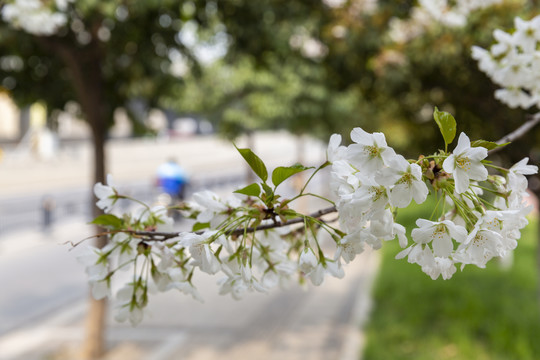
[261,182,275,205]
[261,182,273,197]
[234,183,261,197]
[192,222,210,232]
[235,145,268,182]
[272,164,312,188]
[90,214,123,229]
[471,140,510,151]
[433,107,457,149]
[278,209,300,219]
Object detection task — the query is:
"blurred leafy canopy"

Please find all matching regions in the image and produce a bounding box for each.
[0,0,539,164]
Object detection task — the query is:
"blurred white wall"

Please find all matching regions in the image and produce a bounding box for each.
[0,93,19,139]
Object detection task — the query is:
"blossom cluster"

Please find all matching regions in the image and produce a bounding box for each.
[388,0,503,44]
[79,119,537,326]
[472,15,540,109]
[329,128,536,280]
[419,0,503,28]
[80,174,347,325]
[1,0,72,36]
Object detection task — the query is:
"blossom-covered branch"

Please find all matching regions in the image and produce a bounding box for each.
[128,206,338,242]
[472,15,540,109]
[78,107,537,326]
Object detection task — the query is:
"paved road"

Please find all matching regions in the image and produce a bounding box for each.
[0,221,91,337]
[0,218,379,360]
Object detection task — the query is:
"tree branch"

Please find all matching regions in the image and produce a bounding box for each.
[489,112,540,154]
[129,206,338,242]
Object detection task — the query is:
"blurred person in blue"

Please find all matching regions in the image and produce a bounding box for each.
[156,158,189,202]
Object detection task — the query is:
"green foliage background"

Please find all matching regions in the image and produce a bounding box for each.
[365,199,540,359]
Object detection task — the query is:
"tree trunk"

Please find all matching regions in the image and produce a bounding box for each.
[81,124,108,359]
[54,39,110,360]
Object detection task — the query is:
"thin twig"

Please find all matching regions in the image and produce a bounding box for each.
[489,112,540,154]
[130,206,338,242]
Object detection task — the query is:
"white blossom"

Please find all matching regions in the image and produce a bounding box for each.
[327,133,347,162]
[114,284,146,326]
[180,232,221,274]
[443,132,488,193]
[2,0,68,36]
[94,174,117,213]
[335,231,365,263]
[508,157,538,192]
[411,219,467,257]
[494,88,536,109]
[299,247,318,274]
[455,226,503,268]
[347,128,397,172]
[191,190,242,228]
[378,155,429,208]
[473,15,540,109]
[426,256,457,280]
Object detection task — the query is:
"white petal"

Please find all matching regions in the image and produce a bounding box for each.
[106,174,114,186]
[377,168,402,186]
[453,169,470,194]
[326,261,345,279]
[394,223,408,248]
[416,218,436,228]
[395,247,412,259]
[445,221,468,243]
[350,127,372,144]
[390,183,413,208]
[467,164,488,181]
[309,264,325,286]
[91,280,110,300]
[372,132,388,147]
[442,155,456,173]
[465,146,488,161]
[412,226,435,244]
[432,236,453,257]
[411,180,429,204]
[511,158,538,175]
[453,132,471,155]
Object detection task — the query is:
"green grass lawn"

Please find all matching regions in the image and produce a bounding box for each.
[363,201,540,360]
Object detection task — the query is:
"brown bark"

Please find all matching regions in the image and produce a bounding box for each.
[79,51,109,360]
[81,124,108,360]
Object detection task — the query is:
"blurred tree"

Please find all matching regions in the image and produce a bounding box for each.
[359,3,537,157]
[202,0,538,163]
[0,1,221,358]
[167,56,366,140]
[159,0,379,143]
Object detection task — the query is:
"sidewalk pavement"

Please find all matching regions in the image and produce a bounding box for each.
[0,215,380,360]
[0,132,326,198]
